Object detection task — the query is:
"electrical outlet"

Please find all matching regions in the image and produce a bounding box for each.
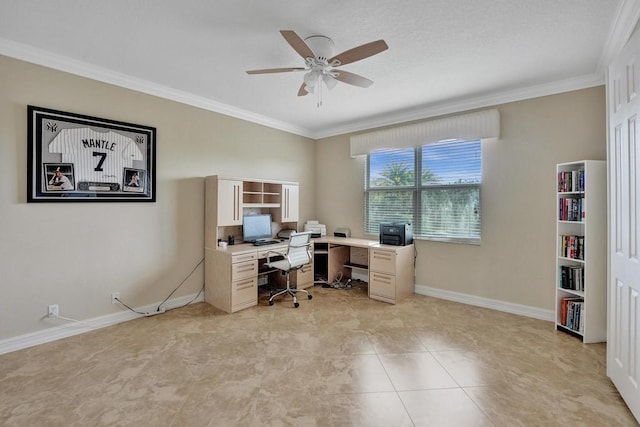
[48,304,59,317]
[111,292,120,304]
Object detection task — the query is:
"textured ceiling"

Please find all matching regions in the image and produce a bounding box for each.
[0,0,636,138]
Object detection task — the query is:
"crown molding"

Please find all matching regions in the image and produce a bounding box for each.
[597,0,640,75]
[0,38,315,139]
[312,73,605,139]
[0,35,609,141]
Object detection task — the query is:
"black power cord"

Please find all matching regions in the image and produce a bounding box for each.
[114,257,205,316]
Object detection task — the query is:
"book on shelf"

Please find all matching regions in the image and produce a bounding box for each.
[560,265,584,291]
[557,170,585,192]
[559,235,584,260]
[559,297,584,333]
[558,197,585,221]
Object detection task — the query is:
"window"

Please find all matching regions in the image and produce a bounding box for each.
[365,140,481,243]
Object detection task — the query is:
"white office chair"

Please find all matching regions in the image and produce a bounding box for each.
[265,231,313,308]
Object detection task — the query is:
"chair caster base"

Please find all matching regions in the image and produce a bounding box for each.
[269,300,274,306]
[308,294,313,300]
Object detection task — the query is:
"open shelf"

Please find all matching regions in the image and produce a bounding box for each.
[344,262,368,271]
[555,160,606,343]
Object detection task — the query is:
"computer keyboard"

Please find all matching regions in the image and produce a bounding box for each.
[253,239,281,246]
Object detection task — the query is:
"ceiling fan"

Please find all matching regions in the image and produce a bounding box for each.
[246,30,388,106]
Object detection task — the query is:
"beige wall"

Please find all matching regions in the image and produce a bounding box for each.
[0,56,316,340]
[0,53,606,343]
[316,87,606,310]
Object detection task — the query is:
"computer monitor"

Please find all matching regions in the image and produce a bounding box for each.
[242,214,273,242]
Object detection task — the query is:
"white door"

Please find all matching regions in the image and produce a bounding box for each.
[607,25,640,422]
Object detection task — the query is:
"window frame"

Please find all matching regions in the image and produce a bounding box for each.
[365,140,482,245]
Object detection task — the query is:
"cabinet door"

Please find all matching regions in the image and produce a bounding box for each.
[281,184,299,222]
[218,180,242,226]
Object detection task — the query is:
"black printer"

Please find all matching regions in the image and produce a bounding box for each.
[379,223,413,246]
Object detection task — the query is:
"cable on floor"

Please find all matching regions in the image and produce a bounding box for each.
[115,257,205,316]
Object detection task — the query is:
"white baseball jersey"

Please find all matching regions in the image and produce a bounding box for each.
[49,128,144,183]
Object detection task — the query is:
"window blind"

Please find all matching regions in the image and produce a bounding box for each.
[365,140,481,243]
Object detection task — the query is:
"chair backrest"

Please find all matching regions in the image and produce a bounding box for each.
[286,231,312,269]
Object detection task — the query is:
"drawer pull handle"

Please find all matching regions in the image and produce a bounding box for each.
[373,275,391,284]
[236,281,255,290]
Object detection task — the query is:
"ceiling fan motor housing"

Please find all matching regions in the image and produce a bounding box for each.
[304,35,334,62]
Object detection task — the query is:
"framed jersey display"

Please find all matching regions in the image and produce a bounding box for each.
[27,106,156,202]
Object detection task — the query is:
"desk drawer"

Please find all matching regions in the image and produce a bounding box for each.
[232,277,257,307]
[370,249,396,274]
[297,263,313,288]
[232,252,257,264]
[369,271,396,300]
[232,260,258,280]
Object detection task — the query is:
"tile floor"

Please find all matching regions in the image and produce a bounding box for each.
[0,284,637,426]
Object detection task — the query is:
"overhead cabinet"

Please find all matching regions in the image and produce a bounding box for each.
[217,179,242,226]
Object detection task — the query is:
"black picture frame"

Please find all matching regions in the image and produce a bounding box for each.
[27,105,156,202]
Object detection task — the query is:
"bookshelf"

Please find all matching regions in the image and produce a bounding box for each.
[555,160,606,343]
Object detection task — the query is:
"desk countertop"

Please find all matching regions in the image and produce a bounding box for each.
[212,236,411,255]
[313,236,380,249]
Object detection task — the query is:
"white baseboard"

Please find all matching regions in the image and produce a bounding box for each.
[414,284,554,322]
[0,292,205,355]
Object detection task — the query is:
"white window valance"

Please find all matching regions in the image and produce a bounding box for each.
[350,109,500,157]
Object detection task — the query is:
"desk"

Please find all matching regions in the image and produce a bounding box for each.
[204,241,313,313]
[204,237,415,313]
[313,237,415,304]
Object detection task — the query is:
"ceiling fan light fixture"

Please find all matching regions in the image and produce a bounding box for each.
[323,73,338,90]
[304,71,319,89]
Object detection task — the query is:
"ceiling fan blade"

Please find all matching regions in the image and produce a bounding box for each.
[297,83,308,96]
[329,40,388,66]
[280,30,315,59]
[246,67,306,74]
[333,70,373,88]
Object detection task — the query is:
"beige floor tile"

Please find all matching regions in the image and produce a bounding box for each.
[464,382,639,427]
[431,350,511,387]
[0,290,636,426]
[327,391,414,427]
[399,388,492,426]
[324,354,395,394]
[411,324,482,351]
[259,355,330,397]
[378,352,459,390]
[366,327,427,354]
